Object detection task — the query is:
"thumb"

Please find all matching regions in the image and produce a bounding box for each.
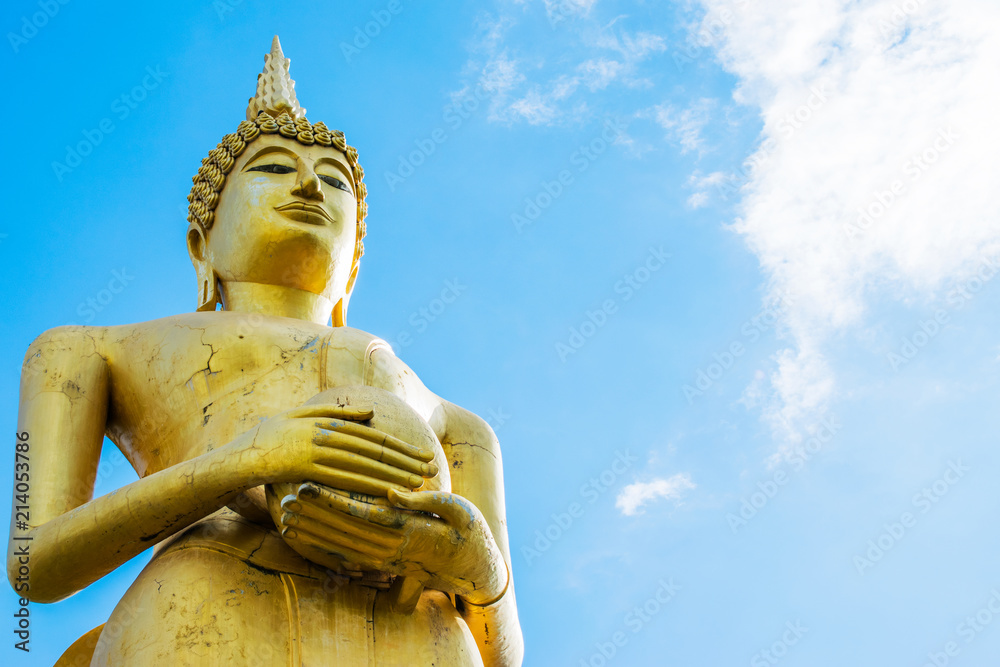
[286,403,375,421]
[389,489,476,528]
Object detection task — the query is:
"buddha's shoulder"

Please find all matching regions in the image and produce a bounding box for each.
[22,324,108,372]
[28,313,390,360]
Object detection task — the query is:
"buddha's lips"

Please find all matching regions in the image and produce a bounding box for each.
[274,201,334,225]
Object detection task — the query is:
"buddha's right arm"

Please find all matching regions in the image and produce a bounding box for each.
[6,327,260,604]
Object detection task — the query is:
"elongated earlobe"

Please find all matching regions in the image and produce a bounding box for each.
[332,261,360,326]
[188,226,220,312]
[332,298,347,326]
[196,265,221,312]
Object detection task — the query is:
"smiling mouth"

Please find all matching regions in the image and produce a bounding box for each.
[274,201,334,225]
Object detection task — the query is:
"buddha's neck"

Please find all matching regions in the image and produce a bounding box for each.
[219,281,334,326]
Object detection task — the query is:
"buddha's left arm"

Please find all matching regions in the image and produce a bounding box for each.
[368,346,524,666]
[437,400,524,667]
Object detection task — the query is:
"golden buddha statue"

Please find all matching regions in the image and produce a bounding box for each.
[8,36,523,666]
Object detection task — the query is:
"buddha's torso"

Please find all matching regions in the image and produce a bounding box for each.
[87,312,482,666]
[102,311,387,477]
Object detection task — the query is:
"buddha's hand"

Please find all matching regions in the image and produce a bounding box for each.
[226,403,438,497]
[280,483,508,605]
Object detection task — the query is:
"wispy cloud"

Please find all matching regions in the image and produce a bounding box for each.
[543,0,600,24]
[616,473,696,516]
[653,97,716,154]
[480,50,524,96]
[578,58,626,91]
[460,9,668,126]
[594,25,667,61]
[686,170,727,208]
[695,0,1000,453]
[508,88,560,125]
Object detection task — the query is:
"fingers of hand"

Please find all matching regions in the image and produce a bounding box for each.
[307,447,425,489]
[311,419,434,463]
[279,505,400,566]
[280,526,383,568]
[297,483,410,530]
[388,489,477,528]
[312,427,437,478]
[300,468,409,498]
[281,492,402,548]
[284,403,375,422]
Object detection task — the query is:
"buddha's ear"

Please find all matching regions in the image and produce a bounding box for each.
[187,225,220,312]
[332,261,360,327]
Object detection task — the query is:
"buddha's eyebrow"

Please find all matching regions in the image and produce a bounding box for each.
[242,145,298,169]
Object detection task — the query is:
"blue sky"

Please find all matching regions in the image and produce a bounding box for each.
[3,0,1000,665]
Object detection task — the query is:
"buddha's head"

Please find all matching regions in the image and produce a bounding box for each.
[185,36,367,325]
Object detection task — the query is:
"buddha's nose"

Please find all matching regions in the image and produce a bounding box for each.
[290,159,325,201]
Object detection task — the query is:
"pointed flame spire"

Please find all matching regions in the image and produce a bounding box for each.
[246,35,306,121]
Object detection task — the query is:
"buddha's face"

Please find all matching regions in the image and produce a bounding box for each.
[192,133,359,302]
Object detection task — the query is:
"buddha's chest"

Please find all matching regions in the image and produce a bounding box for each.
[104,314,382,476]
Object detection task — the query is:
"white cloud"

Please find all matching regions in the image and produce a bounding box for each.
[616,473,696,516]
[462,9,668,125]
[550,74,580,101]
[480,50,524,98]
[655,98,715,153]
[687,170,727,207]
[696,0,1000,452]
[688,191,710,209]
[472,12,514,54]
[578,58,626,91]
[508,88,560,125]
[455,16,527,123]
[595,26,668,61]
[544,0,600,24]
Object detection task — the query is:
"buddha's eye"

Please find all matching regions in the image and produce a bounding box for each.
[248,164,295,174]
[318,175,352,194]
